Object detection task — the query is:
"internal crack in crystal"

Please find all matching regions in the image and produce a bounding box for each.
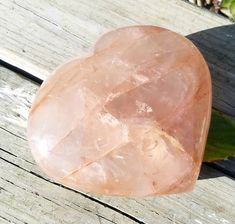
[59,124,187,182]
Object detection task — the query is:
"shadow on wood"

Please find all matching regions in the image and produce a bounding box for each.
[199,164,223,179]
[199,162,235,180]
[188,25,235,180]
[187,24,235,119]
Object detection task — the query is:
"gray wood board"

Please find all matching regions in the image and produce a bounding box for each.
[0,66,235,224]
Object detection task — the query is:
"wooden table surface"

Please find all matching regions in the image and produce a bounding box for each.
[0,0,235,223]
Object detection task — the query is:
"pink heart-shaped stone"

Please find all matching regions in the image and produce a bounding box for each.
[28,26,212,196]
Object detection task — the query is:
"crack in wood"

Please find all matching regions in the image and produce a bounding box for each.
[86,206,118,224]
[0,186,11,194]
[0,144,35,166]
[0,147,17,157]
[0,215,11,223]
[11,2,84,43]
[6,212,29,224]
[0,60,43,84]
[0,127,27,141]
[14,2,59,28]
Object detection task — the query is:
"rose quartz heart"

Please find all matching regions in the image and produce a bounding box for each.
[28,26,212,196]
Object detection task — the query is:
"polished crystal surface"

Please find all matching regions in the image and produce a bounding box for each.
[28,26,212,196]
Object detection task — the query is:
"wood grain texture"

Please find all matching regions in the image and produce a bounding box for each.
[0,0,231,75]
[0,0,234,117]
[1,66,235,224]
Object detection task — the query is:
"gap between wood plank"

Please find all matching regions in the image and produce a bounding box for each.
[0,60,43,85]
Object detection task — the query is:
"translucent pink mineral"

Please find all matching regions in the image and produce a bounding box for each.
[28,26,212,196]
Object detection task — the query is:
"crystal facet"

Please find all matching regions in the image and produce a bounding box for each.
[28,26,212,196]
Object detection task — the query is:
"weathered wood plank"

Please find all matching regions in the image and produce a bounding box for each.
[0,0,234,118]
[0,0,231,78]
[1,66,234,224]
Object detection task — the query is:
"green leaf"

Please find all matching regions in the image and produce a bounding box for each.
[230,1,235,18]
[204,110,235,162]
[221,0,233,8]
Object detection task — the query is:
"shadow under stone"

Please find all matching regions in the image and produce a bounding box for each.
[186,25,235,180]
[187,24,235,119]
